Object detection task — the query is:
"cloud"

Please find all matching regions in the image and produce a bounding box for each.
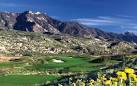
[116,15,135,19]
[72,16,137,33]
[72,18,114,26]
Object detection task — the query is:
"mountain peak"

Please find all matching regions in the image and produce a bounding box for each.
[0,11,137,43]
[23,10,33,14]
[35,12,41,15]
[23,11,42,15]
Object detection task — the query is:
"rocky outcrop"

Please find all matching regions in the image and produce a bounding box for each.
[0,30,135,56]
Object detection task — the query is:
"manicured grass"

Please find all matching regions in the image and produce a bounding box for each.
[69,63,102,72]
[0,55,122,86]
[0,75,58,86]
[33,56,87,70]
[46,56,87,68]
[32,56,103,73]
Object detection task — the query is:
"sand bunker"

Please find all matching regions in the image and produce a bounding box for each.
[52,59,64,63]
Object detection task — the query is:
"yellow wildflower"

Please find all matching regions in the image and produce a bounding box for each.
[129,73,137,83]
[89,80,95,86]
[97,78,101,83]
[116,71,127,80]
[71,82,76,86]
[90,79,95,83]
[101,75,107,81]
[111,77,118,81]
[82,81,85,86]
[124,67,135,74]
[129,73,136,78]
[112,82,118,86]
[134,77,137,82]
[104,80,112,86]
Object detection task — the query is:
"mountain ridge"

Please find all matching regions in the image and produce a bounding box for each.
[0,11,137,43]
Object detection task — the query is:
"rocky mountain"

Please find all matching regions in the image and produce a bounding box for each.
[0,11,137,43]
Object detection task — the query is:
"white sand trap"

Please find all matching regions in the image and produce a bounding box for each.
[52,59,64,63]
[68,57,73,58]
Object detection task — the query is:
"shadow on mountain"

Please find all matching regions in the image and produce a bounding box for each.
[14,11,35,32]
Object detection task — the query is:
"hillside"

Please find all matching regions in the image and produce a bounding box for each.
[0,30,135,56]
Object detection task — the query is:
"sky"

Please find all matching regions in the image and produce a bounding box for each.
[0,0,137,33]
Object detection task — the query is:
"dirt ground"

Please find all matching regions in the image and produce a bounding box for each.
[0,56,21,62]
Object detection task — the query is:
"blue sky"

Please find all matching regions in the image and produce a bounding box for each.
[0,0,137,33]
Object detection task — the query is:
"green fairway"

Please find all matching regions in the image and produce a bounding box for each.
[32,56,106,73]
[46,56,87,68]
[0,55,122,85]
[0,75,57,86]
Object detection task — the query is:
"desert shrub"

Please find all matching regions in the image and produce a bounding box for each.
[22,51,32,56]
